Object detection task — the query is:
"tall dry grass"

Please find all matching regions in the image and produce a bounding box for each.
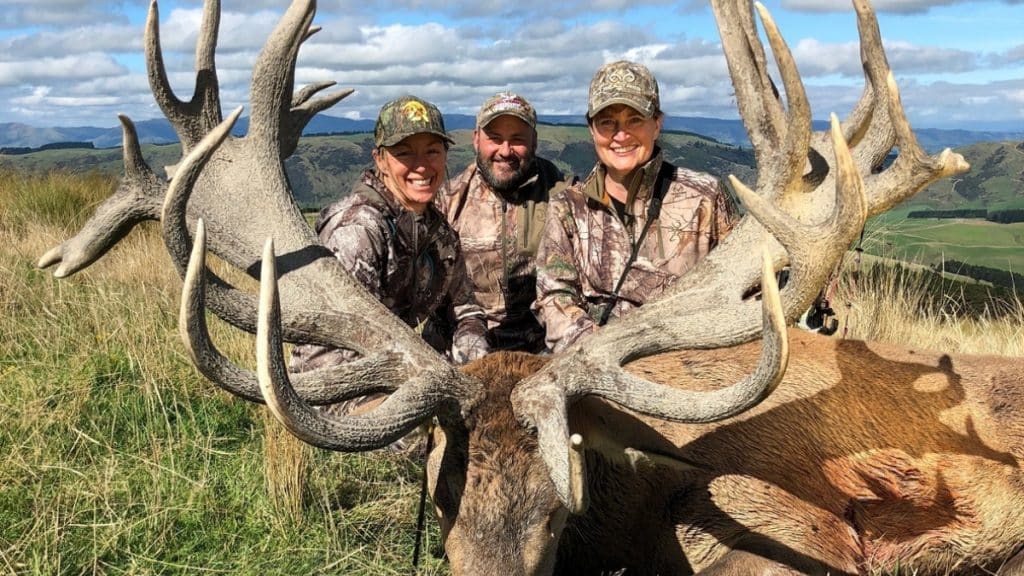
[828,251,1024,357]
[1,169,445,574]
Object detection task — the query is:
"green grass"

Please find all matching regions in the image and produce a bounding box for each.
[862,214,1024,274]
[1,169,449,575]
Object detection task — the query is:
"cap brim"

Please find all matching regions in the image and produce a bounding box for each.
[379,129,455,147]
[587,97,656,119]
[478,111,536,130]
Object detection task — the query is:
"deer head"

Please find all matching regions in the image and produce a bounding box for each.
[52,0,970,573]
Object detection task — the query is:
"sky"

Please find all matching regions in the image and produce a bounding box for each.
[1,0,1023,132]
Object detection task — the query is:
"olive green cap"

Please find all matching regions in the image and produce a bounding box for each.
[374,95,454,147]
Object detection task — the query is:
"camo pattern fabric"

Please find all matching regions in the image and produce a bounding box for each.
[431,158,572,352]
[290,170,489,403]
[534,149,739,352]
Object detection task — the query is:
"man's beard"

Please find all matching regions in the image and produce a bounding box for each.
[477,151,536,194]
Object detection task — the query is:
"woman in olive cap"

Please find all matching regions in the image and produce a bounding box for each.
[291,96,488,414]
[534,61,739,353]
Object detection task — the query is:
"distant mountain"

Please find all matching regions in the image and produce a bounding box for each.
[0,125,756,210]
[3,114,1021,153]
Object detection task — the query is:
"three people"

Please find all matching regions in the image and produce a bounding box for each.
[290,96,489,396]
[432,92,574,353]
[534,61,739,352]
[300,62,738,369]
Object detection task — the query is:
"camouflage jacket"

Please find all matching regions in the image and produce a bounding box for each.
[432,158,572,352]
[533,149,739,352]
[291,170,489,371]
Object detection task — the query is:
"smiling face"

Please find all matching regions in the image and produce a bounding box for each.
[473,115,537,193]
[373,133,448,213]
[588,104,663,183]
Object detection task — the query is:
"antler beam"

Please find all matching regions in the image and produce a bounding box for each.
[512,0,970,510]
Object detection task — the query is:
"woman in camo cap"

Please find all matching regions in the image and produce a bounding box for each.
[534,61,740,352]
[291,96,488,417]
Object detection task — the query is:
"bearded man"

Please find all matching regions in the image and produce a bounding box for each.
[430,92,574,353]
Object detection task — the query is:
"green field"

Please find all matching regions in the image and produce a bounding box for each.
[863,213,1024,273]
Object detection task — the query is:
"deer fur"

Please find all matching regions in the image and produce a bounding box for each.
[424,333,1024,574]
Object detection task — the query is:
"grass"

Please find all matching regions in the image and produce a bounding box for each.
[3,168,1022,574]
[1,168,448,575]
[863,212,1024,273]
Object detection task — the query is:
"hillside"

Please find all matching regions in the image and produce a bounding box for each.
[0,126,756,209]
[900,139,1024,211]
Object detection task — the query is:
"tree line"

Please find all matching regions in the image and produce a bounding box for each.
[934,259,1024,291]
[907,208,1024,224]
[0,141,95,155]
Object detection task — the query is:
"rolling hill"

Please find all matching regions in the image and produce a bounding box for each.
[0,125,757,210]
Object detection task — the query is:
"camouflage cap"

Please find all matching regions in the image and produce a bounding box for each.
[587,60,660,119]
[374,95,454,147]
[476,92,537,129]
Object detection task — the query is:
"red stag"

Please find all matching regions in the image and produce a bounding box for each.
[44,0,1024,574]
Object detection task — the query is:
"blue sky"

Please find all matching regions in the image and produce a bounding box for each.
[1,0,1022,131]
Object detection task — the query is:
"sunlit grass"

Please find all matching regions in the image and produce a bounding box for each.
[1,169,447,574]
[3,169,1021,575]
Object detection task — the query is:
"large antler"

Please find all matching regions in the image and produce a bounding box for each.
[39,0,350,342]
[153,0,473,445]
[511,0,970,509]
[40,0,438,405]
[163,101,475,434]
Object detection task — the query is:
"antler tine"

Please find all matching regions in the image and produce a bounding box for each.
[257,237,477,452]
[712,0,786,165]
[145,0,223,151]
[194,0,223,135]
[753,2,812,195]
[37,114,164,277]
[292,81,338,108]
[518,248,789,510]
[284,86,356,158]
[864,73,970,214]
[248,0,314,148]
[181,218,410,405]
[828,0,891,165]
[118,115,158,185]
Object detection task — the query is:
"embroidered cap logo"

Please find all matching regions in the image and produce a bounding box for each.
[403,101,431,123]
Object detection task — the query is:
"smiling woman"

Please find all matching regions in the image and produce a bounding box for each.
[289,95,491,414]
[533,60,740,353]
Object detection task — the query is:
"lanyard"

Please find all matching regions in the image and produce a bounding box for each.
[597,163,673,327]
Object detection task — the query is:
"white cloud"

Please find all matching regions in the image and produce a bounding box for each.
[0,0,1020,132]
[782,0,1023,14]
[0,53,126,86]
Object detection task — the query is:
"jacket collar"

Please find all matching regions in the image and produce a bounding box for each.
[581,147,664,212]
